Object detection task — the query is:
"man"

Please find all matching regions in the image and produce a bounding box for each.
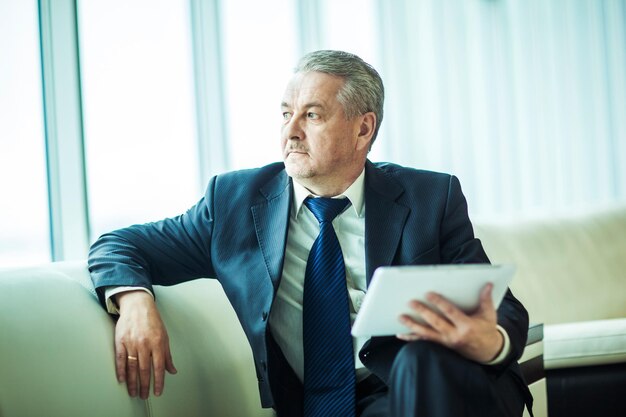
[89,50,532,417]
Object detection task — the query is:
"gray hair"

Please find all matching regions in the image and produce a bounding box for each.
[294,50,384,145]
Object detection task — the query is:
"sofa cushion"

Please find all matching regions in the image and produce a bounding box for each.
[544,318,626,369]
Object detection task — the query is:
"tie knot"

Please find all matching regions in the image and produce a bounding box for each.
[304,197,350,224]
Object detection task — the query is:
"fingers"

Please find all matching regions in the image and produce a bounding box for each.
[115,341,127,384]
[396,285,504,362]
[119,345,170,398]
[137,349,153,399]
[152,352,165,397]
[478,283,495,314]
[165,347,178,375]
[148,343,177,397]
[151,344,172,397]
[396,294,459,342]
[397,315,439,341]
[114,334,140,397]
[423,292,465,324]
[126,351,140,397]
[119,343,163,399]
[112,292,176,399]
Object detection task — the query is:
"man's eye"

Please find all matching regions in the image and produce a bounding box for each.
[307,112,319,119]
[282,112,292,120]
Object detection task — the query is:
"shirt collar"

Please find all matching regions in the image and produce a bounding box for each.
[291,169,365,218]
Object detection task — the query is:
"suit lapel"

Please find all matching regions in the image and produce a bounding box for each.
[364,161,409,285]
[251,170,292,289]
[250,162,408,288]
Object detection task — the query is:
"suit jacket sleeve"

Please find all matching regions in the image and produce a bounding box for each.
[88,176,218,307]
[442,176,529,368]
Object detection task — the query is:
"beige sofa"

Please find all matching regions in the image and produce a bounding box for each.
[475,204,626,417]
[0,263,543,417]
[1,205,624,417]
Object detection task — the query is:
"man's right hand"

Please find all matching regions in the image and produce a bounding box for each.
[114,290,177,399]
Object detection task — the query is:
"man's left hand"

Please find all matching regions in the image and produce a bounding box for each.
[396,283,504,363]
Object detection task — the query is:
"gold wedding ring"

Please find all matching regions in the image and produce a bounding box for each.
[127,355,138,361]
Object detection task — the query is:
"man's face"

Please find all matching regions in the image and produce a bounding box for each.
[280,71,370,186]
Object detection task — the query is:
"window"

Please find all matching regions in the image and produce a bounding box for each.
[222,0,298,170]
[0,0,50,267]
[78,0,200,239]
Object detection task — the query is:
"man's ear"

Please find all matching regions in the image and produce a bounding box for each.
[356,112,376,151]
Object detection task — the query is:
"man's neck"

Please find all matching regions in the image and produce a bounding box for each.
[294,169,364,197]
[291,168,366,219]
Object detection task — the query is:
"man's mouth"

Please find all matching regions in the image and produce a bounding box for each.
[286,148,308,156]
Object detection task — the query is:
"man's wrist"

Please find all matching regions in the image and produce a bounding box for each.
[104,286,154,315]
[116,290,154,311]
[483,325,511,365]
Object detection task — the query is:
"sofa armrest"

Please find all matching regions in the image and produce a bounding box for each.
[544,318,626,369]
[543,318,626,417]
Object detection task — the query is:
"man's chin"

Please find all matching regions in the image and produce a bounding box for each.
[284,161,314,179]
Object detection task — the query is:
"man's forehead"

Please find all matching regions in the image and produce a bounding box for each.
[281,72,343,107]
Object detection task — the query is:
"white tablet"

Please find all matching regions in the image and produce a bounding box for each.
[351,264,515,337]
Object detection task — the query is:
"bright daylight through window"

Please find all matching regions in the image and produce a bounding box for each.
[0,1,50,267]
[79,0,200,239]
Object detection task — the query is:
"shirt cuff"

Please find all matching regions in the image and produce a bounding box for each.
[483,324,511,365]
[104,286,154,315]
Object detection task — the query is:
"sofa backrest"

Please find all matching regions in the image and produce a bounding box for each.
[475,205,626,325]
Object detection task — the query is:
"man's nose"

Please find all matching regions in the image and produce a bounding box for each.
[283,116,304,141]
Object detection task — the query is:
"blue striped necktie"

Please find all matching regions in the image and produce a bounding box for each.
[303,197,356,417]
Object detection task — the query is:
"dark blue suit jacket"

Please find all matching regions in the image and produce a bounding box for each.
[89,160,529,409]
